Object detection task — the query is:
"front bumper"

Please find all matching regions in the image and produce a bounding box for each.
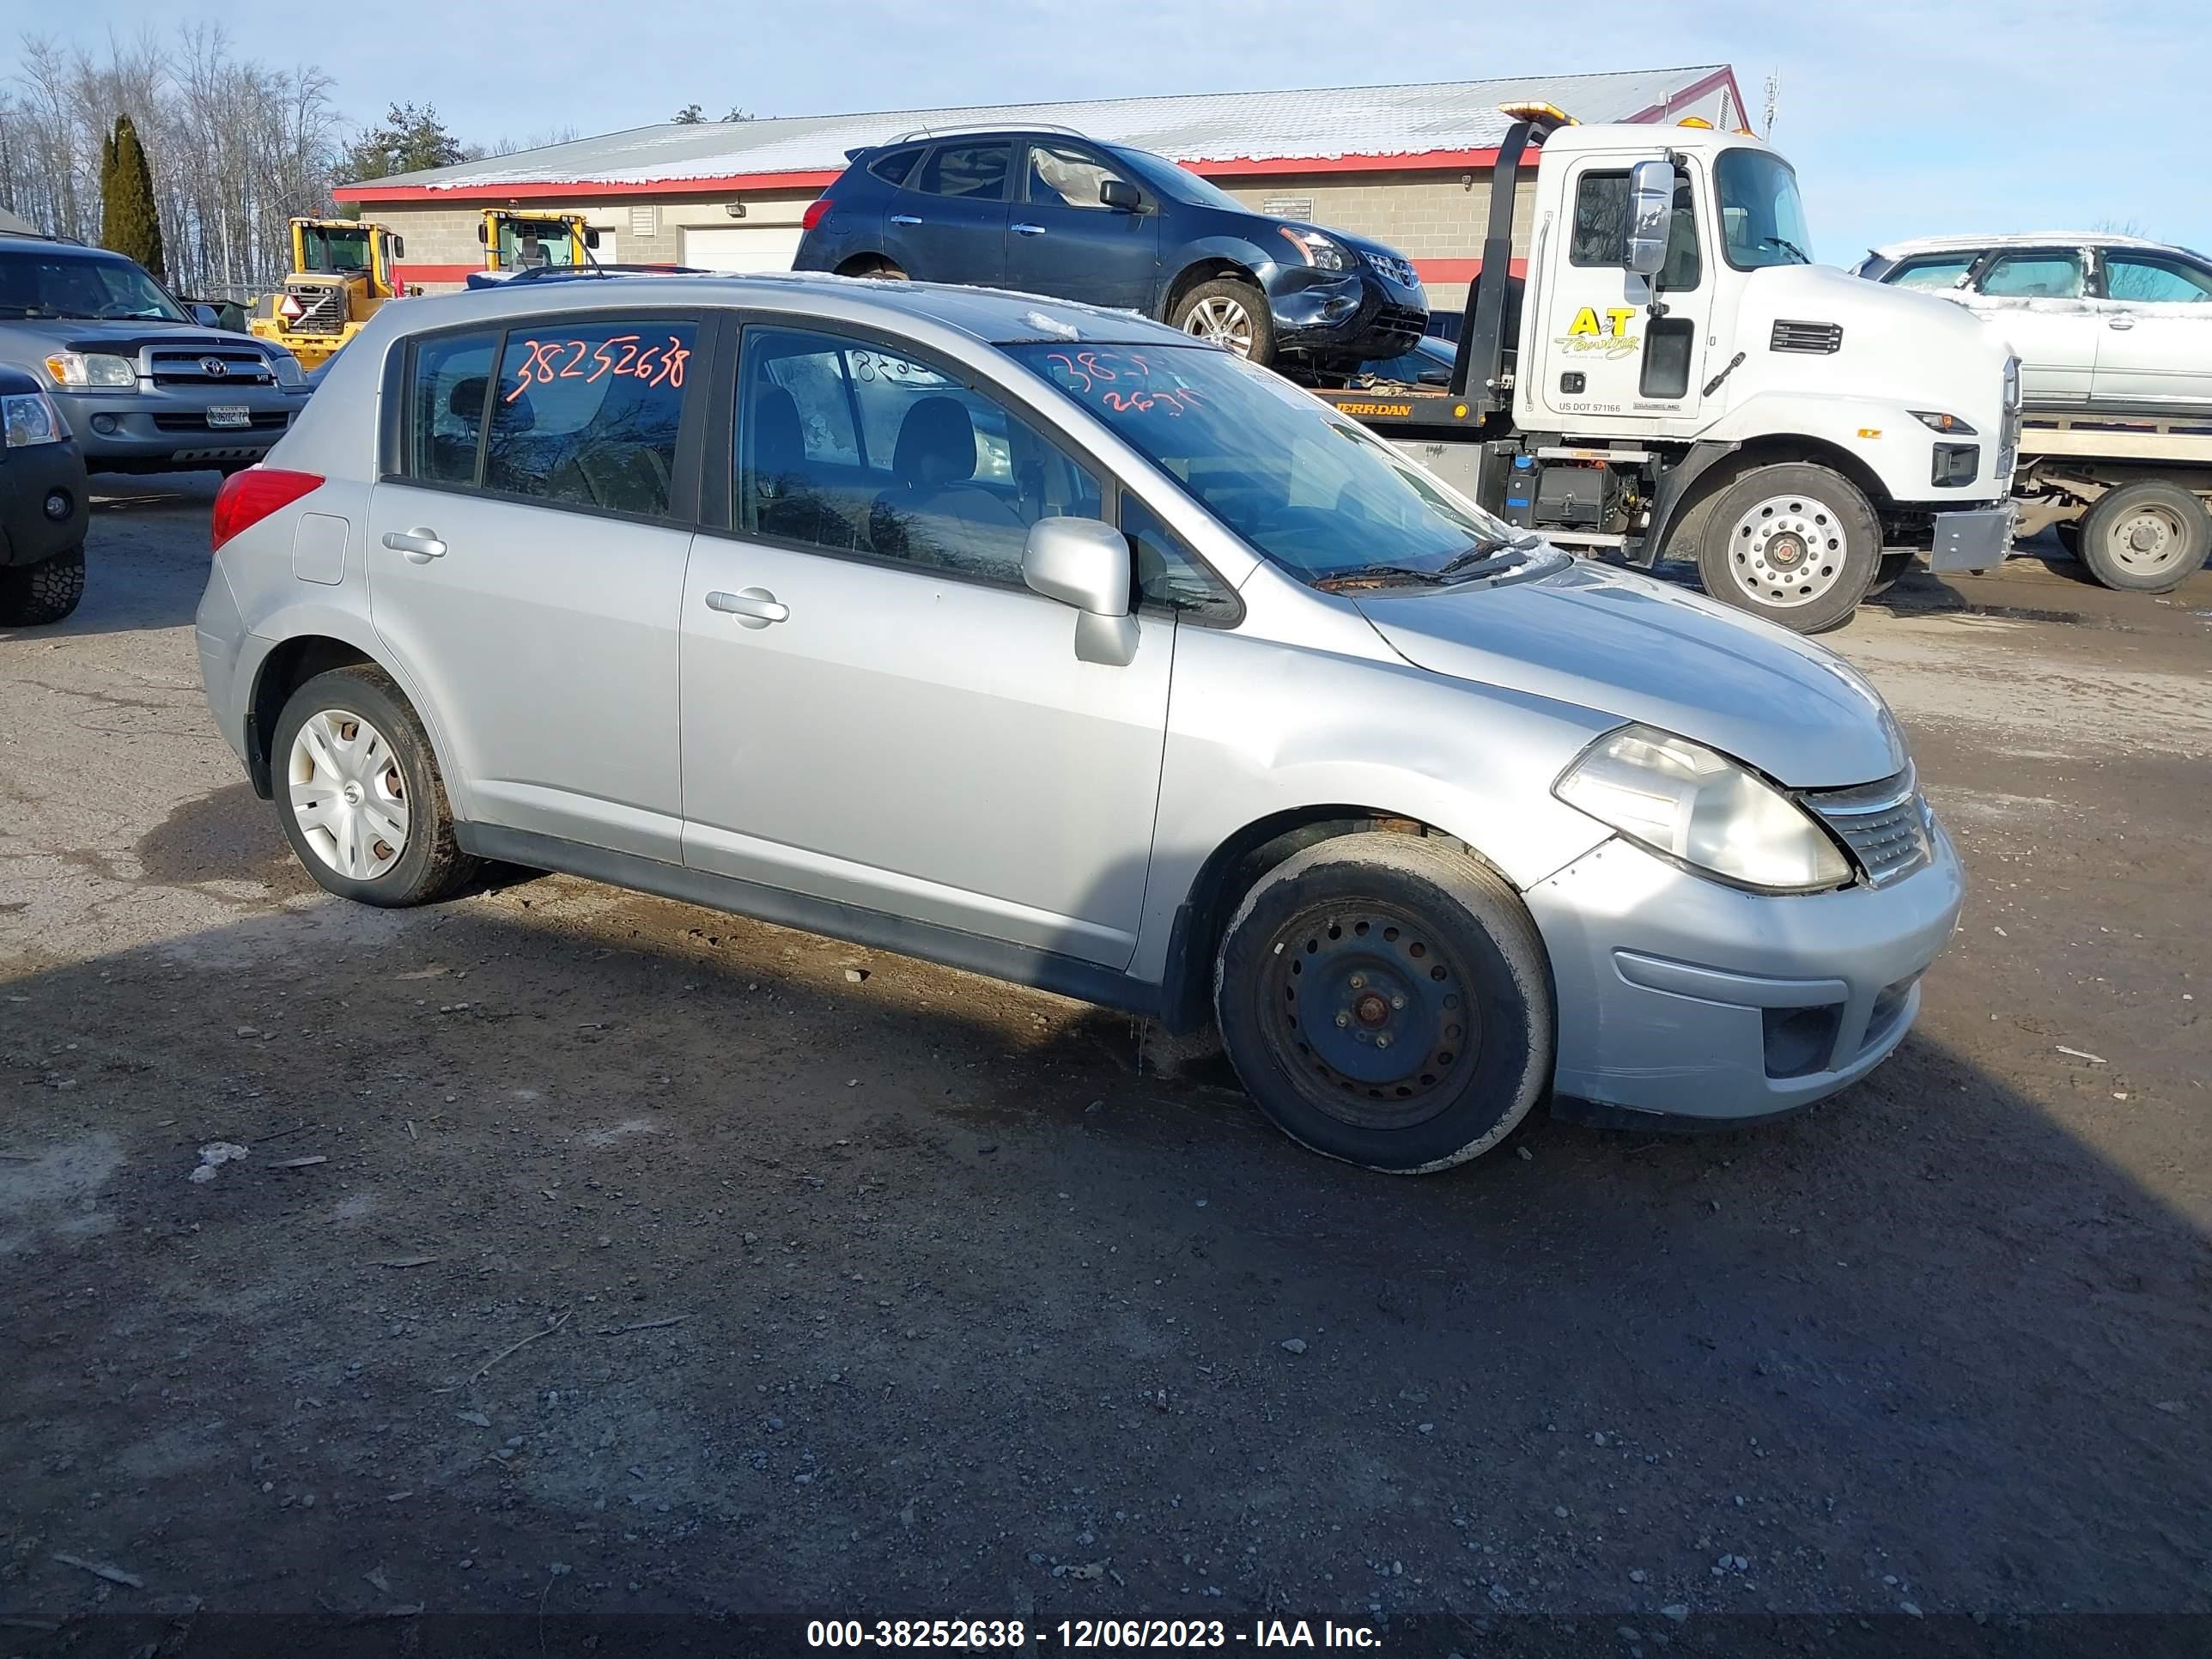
[1261,261,1428,359]
[0,436,89,568]
[1523,819,1965,1122]
[1926,501,2017,574]
[52,386,306,471]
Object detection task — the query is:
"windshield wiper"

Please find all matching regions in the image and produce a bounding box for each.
[1312,546,1534,593]
[1311,566,1446,592]
[1758,235,1810,264]
[1432,545,1532,581]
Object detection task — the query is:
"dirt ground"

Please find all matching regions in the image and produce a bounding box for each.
[3,477,2209,1654]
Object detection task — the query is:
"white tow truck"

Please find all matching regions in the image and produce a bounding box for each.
[1307,106,2021,633]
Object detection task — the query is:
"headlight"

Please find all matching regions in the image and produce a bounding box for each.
[1910,410,1976,434]
[1554,725,1852,893]
[3,391,66,447]
[1278,227,1349,272]
[267,350,304,387]
[44,350,137,390]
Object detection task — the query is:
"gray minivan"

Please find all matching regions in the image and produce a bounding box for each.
[0,232,310,473]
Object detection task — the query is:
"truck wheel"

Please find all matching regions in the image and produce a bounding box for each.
[0,545,86,627]
[1863,550,1914,599]
[1697,464,1881,633]
[1213,833,1552,1174]
[1173,278,1277,365]
[271,665,477,908]
[2075,480,2209,593]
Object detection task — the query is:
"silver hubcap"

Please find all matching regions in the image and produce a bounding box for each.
[1728,494,1848,608]
[2109,505,2189,574]
[1183,295,1256,356]
[289,709,410,881]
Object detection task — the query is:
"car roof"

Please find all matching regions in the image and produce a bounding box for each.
[1872,230,2197,259]
[376,269,1194,349]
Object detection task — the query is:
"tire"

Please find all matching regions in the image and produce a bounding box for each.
[0,545,86,627]
[2052,520,2081,557]
[1863,550,1914,599]
[1171,277,1277,365]
[1695,462,1881,634]
[841,257,907,281]
[271,665,477,908]
[2075,480,2210,593]
[1212,832,1553,1174]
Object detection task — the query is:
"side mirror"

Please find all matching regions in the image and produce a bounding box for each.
[389,234,405,259]
[476,222,489,246]
[1623,158,1674,279]
[584,227,601,250]
[1022,516,1138,666]
[1099,179,1142,213]
[188,302,221,329]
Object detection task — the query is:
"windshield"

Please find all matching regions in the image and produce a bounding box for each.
[1104,145,1250,214]
[497,220,580,269]
[301,225,372,272]
[0,248,189,323]
[1714,149,1813,270]
[1011,342,1530,587]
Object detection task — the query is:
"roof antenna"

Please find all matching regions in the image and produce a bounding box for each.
[1761,70,1780,140]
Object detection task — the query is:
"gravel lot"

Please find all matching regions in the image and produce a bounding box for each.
[3,477,2208,1652]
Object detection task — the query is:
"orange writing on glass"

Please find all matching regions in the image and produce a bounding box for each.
[505,332,688,402]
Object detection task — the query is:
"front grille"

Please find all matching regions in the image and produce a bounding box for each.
[1372,303,1428,337]
[1771,319,1843,354]
[152,411,289,433]
[1361,249,1419,289]
[1806,766,1931,886]
[281,283,349,336]
[146,348,275,388]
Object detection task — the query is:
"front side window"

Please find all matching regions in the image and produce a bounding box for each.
[1713,149,1813,270]
[0,250,186,323]
[1027,144,1121,211]
[2102,252,2212,302]
[738,325,1101,585]
[1978,251,2084,300]
[1887,253,1976,291]
[915,143,1012,203]
[1012,343,1522,587]
[1569,167,1701,289]
[478,319,696,516]
[407,329,500,485]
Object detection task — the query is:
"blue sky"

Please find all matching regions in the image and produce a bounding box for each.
[8,0,2208,263]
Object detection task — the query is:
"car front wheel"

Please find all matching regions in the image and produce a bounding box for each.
[271,665,477,908]
[1172,278,1277,365]
[1213,832,1553,1173]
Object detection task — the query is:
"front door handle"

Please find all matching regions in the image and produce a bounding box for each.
[890,214,922,228]
[1012,222,1046,236]
[707,587,789,629]
[2106,317,2135,331]
[382,527,447,562]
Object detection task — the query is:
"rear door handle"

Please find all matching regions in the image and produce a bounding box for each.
[707,587,789,628]
[1012,222,1046,236]
[2106,317,2135,331]
[890,214,922,228]
[381,527,447,562]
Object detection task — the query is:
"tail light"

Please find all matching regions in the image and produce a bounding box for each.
[801,196,832,232]
[211,467,324,552]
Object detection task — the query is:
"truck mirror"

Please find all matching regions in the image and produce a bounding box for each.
[389,234,405,259]
[584,228,601,250]
[1623,159,1673,279]
[188,302,221,329]
[476,222,488,245]
[1099,179,1142,212]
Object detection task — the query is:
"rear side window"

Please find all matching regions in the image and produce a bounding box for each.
[409,330,499,485]
[915,143,1012,203]
[2103,252,2212,302]
[1886,253,1977,291]
[483,319,697,517]
[868,146,924,187]
[1978,251,2084,299]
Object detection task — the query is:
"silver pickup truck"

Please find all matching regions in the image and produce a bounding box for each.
[1,230,310,474]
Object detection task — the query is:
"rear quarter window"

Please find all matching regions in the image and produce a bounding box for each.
[868,147,925,187]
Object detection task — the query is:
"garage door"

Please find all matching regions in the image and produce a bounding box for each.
[684,224,805,273]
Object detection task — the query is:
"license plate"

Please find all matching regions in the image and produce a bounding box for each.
[206,405,251,429]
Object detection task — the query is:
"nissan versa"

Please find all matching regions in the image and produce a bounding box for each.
[793,129,1427,368]
[195,275,1964,1173]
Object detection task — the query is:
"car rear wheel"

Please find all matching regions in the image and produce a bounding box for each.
[1172,278,1276,365]
[0,545,85,627]
[1696,462,1881,634]
[1213,833,1552,1173]
[272,666,477,908]
[2075,479,2209,592]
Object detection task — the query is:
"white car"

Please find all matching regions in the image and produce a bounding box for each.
[1856,233,2212,413]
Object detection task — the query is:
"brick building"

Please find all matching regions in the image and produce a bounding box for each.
[336,65,1747,315]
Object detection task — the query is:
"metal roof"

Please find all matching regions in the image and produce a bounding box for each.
[1871,231,2191,258]
[348,65,1735,196]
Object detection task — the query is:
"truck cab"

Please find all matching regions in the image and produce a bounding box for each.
[1315,110,2021,632]
[472,211,599,283]
[248,218,407,369]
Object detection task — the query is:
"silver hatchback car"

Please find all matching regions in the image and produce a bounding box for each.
[196,272,1965,1173]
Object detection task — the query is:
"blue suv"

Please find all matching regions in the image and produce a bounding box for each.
[794,129,1428,368]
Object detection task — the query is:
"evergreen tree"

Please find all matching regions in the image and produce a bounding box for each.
[342,103,465,183]
[100,114,165,278]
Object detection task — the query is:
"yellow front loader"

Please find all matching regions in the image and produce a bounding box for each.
[248,219,409,368]
[477,210,598,277]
